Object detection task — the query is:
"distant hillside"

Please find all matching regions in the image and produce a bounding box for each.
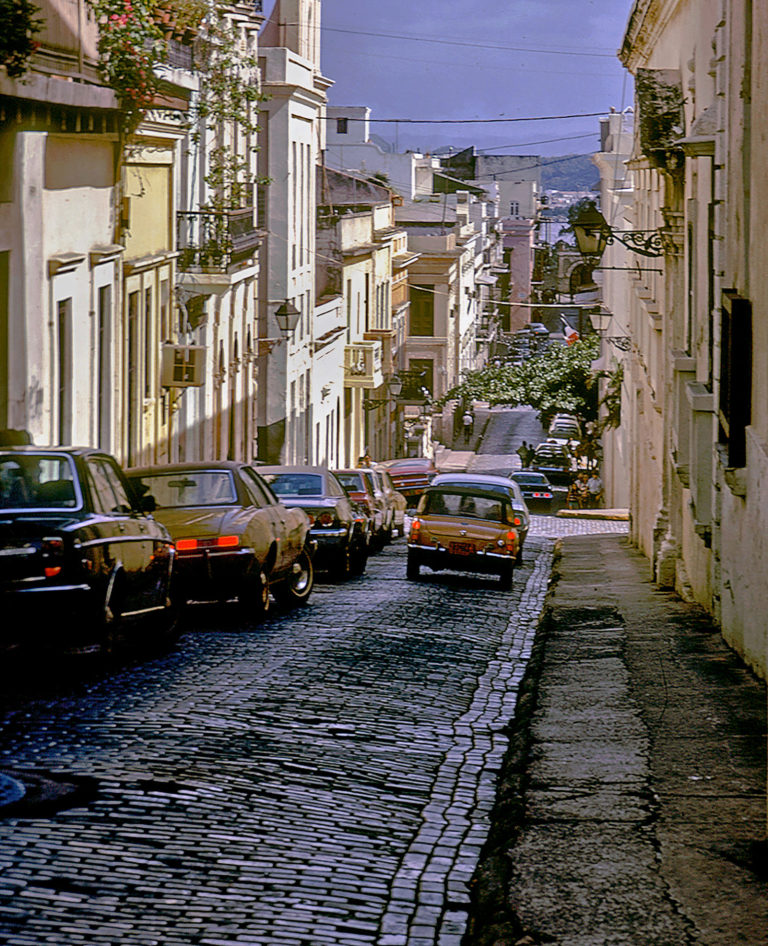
[542,154,600,192]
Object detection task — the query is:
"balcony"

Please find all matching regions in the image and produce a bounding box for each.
[344,341,384,389]
[177,206,261,272]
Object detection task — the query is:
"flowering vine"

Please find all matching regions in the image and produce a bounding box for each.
[87,0,163,134]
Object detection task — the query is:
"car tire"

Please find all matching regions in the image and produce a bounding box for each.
[273,549,314,608]
[406,551,420,580]
[349,541,368,576]
[240,567,270,620]
[499,562,514,591]
[329,544,351,582]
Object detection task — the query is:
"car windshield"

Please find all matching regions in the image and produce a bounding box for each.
[335,472,365,491]
[422,491,511,524]
[262,473,324,497]
[135,471,237,507]
[0,453,79,510]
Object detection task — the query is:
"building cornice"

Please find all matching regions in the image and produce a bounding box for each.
[620,0,683,70]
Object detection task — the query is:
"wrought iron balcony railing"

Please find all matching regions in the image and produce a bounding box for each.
[177,207,261,272]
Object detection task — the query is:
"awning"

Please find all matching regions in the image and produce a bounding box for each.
[475,274,498,285]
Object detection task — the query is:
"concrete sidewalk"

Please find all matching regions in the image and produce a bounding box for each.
[467,533,768,946]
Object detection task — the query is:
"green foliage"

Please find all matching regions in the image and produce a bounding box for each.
[0,0,43,79]
[597,363,623,431]
[192,7,267,211]
[88,0,163,134]
[440,336,601,424]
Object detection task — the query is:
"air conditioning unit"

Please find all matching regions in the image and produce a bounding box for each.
[161,344,206,387]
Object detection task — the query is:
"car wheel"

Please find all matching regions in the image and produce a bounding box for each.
[349,540,368,576]
[499,562,514,591]
[273,549,314,608]
[240,568,270,620]
[329,544,351,581]
[406,550,420,580]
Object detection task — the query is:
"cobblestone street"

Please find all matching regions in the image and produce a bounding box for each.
[0,429,628,945]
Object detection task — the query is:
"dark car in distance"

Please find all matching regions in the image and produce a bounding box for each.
[509,471,555,511]
[259,466,368,579]
[0,446,176,653]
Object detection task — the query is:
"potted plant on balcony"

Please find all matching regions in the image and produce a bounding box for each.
[0,0,43,79]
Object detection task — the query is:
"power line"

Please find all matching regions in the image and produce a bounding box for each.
[321,111,608,125]
[320,25,618,59]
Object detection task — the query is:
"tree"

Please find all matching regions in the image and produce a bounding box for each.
[439,336,601,425]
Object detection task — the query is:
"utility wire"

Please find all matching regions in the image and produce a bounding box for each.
[318,25,618,59]
[320,111,608,125]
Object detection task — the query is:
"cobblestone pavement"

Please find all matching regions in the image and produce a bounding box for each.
[0,519,624,946]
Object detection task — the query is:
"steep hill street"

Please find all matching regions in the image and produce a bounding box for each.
[0,409,629,946]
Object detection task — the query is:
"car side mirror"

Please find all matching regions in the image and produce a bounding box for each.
[139,494,157,513]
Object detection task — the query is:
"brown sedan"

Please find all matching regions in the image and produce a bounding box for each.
[127,462,313,618]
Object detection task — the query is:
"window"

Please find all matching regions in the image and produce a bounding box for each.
[718,290,752,468]
[409,358,434,396]
[337,118,348,134]
[97,285,112,449]
[510,201,520,216]
[86,457,133,514]
[409,286,434,336]
[57,298,73,445]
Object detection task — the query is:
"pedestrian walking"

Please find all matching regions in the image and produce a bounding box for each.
[462,410,474,444]
[516,440,532,469]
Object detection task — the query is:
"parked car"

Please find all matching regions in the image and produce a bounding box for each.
[407,481,520,589]
[547,414,582,447]
[431,472,529,564]
[379,457,438,509]
[334,468,387,550]
[531,442,574,484]
[1,446,176,652]
[374,466,408,537]
[127,461,314,616]
[509,471,555,511]
[258,466,367,579]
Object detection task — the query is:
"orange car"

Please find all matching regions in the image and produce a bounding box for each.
[407,483,520,589]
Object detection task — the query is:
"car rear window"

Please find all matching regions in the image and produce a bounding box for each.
[262,473,324,497]
[134,471,237,507]
[0,453,79,509]
[421,490,511,524]
[335,472,365,491]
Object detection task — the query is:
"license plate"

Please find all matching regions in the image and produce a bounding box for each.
[449,541,474,556]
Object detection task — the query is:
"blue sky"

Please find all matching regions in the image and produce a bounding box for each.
[269,0,635,155]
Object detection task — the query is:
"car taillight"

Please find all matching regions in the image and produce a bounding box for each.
[42,536,64,578]
[513,515,522,527]
[317,512,335,527]
[409,518,421,542]
[176,535,240,552]
[504,530,517,553]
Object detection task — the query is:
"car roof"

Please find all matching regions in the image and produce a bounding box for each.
[511,471,552,482]
[127,461,251,475]
[2,445,110,458]
[425,482,516,499]
[257,465,329,475]
[433,472,515,488]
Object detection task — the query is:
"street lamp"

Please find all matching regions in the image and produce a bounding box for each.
[362,375,403,411]
[258,299,301,354]
[571,200,663,261]
[590,307,632,352]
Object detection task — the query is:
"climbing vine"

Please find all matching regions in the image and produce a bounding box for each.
[0,0,43,79]
[192,6,266,213]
